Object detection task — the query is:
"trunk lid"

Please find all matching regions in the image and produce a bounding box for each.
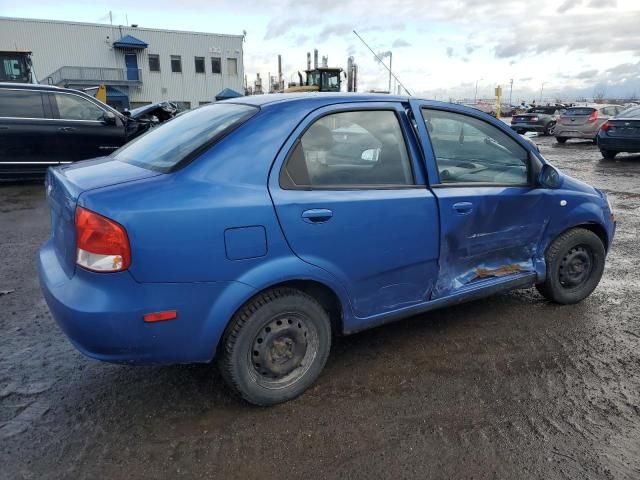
[559,108,596,126]
[606,119,640,138]
[512,114,539,123]
[45,158,161,277]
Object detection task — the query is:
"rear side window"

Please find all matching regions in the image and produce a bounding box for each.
[0,89,45,118]
[280,110,414,188]
[113,103,258,173]
[564,108,595,116]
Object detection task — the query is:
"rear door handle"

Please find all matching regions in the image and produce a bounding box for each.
[302,208,333,224]
[452,202,474,215]
[58,126,76,132]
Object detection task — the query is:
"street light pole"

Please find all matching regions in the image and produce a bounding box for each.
[540,82,546,103]
[474,79,481,103]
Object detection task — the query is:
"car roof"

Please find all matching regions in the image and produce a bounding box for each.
[0,82,76,93]
[224,92,411,107]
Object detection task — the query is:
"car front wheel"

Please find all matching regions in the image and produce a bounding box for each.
[219,288,332,406]
[536,228,606,304]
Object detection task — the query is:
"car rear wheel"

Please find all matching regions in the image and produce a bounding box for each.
[219,288,332,406]
[556,136,568,144]
[536,228,605,304]
[545,122,556,136]
[601,149,617,160]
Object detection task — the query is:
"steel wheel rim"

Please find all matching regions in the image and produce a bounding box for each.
[247,312,319,390]
[558,245,593,289]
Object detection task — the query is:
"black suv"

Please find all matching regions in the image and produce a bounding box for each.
[0,83,150,179]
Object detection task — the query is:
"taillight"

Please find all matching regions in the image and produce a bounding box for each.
[529,116,539,122]
[75,207,131,272]
[587,110,598,123]
[600,121,612,132]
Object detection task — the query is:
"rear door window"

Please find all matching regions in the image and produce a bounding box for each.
[0,89,46,118]
[113,103,258,173]
[280,110,414,188]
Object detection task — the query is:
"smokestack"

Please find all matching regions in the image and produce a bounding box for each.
[313,49,318,69]
[277,54,282,90]
[307,52,311,70]
[347,56,354,92]
[353,64,358,92]
[321,55,328,68]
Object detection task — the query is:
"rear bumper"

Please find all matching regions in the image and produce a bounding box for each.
[38,239,254,364]
[510,123,545,133]
[597,135,640,153]
[554,125,598,139]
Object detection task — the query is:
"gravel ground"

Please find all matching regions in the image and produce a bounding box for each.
[1,136,639,479]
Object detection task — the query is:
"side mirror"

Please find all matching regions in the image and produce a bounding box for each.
[102,111,117,125]
[540,164,562,189]
[361,148,380,162]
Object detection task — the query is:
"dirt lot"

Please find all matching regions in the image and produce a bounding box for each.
[1,136,639,480]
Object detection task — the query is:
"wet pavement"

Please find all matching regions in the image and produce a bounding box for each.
[1,136,639,479]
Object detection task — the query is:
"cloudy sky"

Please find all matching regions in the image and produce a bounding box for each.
[2,0,639,101]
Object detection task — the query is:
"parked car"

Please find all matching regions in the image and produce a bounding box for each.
[126,101,179,125]
[0,83,152,179]
[510,106,564,135]
[554,105,625,144]
[597,106,640,160]
[39,94,615,405]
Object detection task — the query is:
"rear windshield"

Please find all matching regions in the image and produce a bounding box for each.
[564,108,595,116]
[617,106,640,118]
[114,103,258,173]
[529,108,556,114]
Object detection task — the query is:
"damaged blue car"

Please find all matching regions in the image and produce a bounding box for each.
[39,94,615,405]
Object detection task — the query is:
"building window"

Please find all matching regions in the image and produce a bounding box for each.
[227,58,238,75]
[199,101,212,106]
[171,55,182,73]
[211,57,221,74]
[148,54,160,72]
[194,57,205,74]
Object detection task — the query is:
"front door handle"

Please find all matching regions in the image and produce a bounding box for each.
[452,202,474,215]
[58,126,76,132]
[302,208,333,224]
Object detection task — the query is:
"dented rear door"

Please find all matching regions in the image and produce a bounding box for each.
[409,100,551,298]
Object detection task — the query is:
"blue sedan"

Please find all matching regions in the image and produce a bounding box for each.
[597,106,640,160]
[39,94,615,405]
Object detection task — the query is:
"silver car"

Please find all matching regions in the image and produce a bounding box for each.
[554,105,625,143]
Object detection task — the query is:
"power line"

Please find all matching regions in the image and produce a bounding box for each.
[352,30,412,96]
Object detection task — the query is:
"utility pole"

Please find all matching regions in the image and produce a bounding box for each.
[509,79,514,107]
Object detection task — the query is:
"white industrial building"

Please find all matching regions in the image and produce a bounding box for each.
[0,16,245,110]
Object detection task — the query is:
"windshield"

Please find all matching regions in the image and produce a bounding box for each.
[113,103,258,173]
[321,71,341,92]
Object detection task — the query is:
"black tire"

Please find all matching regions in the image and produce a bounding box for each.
[219,288,332,406]
[601,149,617,160]
[545,122,556,136]
[536,228,606,304]
[556,136,568,144]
